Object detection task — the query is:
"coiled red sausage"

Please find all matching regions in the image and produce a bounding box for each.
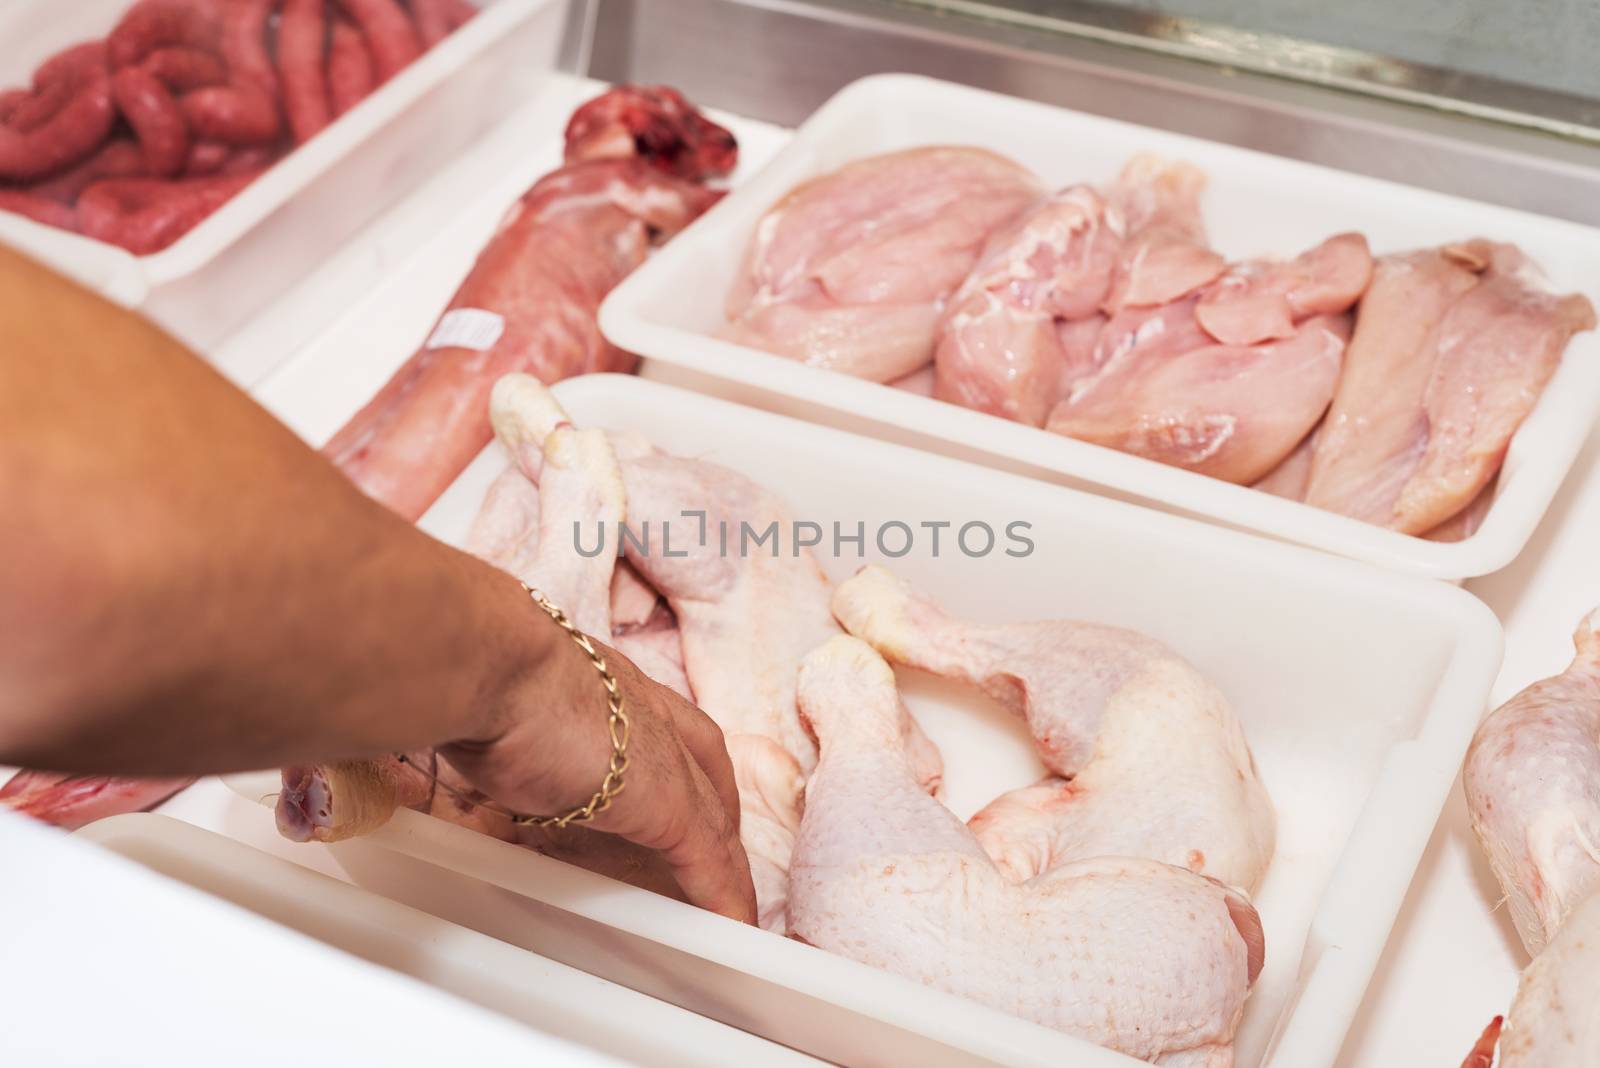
[141,46,228,92]
[0,43,116,181]
[221,0,280,96]
[278,0,333,144]
[77,170,261,254]
[107,0,222,69]
[335,0,421,82]
[409,0,453,48]
[327,18,375,116]
[29,138,148,202]
[0,189,79,231]
[182,138,230,175]
[112,66,190,177]
[180,78,282,144]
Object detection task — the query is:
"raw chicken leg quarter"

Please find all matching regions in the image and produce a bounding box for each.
[833,565,1275,893]
[1465,608,1600,956]
[789,636,1262,1065]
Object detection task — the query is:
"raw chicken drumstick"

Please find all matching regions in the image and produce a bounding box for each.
[788,636,1262,1065]
[1463,888,1600,1067]
[487,375,943,930]
[833,566,1275,893]
[1464,609,1600,956]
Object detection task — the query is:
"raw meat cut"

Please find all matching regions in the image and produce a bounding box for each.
[1102,154,1225,314]
[487,375,943,930]
[1465,608,1600,956]
[0,770,193,830]
[563,84,738,180]
[1048,312,1351,484]
[933,186,1122,425]
[833,566,1273,892]
[1252,427,1317,501]
[1391,245,1594,533]
[788,635,1262,1064]
[318,86,734,522]
[725,147,1043,382]
[1476,890,1600,1067]
[324,157,724,521]
[1194,232,1372,347]
[1306,242,1594,533]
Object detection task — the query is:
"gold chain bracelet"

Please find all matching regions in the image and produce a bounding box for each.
[396,582,630,830]
[514,582,631,829]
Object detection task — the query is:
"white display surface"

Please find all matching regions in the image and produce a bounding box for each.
[0,809,624,1067]
[5,71,1587,1068]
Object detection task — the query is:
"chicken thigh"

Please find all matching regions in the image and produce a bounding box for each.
[788,635,1262,1065]
[725,147,1044,381]
[832,566,1274,893]
[1478,888,1600,1067]
[487,375,942,930]
[1465,609,1600,956]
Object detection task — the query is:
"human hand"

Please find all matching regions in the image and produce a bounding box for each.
[441,623,757,925]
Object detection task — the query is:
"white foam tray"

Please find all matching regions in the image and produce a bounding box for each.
[0,0,566,352]
[231,374,1499,1067]
[75,814,819,1067]
[600,73,1600,581]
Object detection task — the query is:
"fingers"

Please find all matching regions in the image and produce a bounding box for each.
[661,686,743,835]
[654,741,757,924]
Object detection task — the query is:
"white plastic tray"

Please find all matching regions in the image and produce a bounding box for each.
[600,73,1600,581]
[232,374,1500,1067]
[75,814,819,1067]
[0,0,567,353]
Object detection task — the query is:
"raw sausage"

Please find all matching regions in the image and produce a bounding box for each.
[180,79,282,144]
[0,44,117,181]
[29,139,148,202]
[221,0,280,96]
[0,190,79,231]
[181,138,231,175]
[278,0,333,144]
[77,170,261,254]
[335,0,421,82]
[327,18,375,116]
[107,0,222,69]
[409,0,454,47]
[111,66,190,177]
[140,46,228,92]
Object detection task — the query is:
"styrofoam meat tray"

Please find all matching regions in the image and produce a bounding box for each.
[75,814,821,1067]
[600,73,1600,582]
[0,0,565,346]
[232,374,1500,1067]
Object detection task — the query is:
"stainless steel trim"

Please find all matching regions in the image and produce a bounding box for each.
[588,0,1600,227]
[899,0,1600,144]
